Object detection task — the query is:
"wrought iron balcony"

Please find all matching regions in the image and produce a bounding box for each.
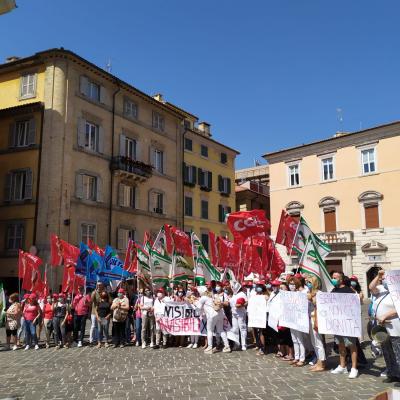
[316,231,354,244]
[110,156,153,182]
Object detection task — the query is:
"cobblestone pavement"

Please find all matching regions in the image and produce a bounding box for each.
[0,329,397,400]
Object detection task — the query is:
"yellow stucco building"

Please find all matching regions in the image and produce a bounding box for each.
[264,122,400,295]
[182,118,239,250]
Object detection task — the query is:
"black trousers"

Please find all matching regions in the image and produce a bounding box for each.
[112,321,126,345]
[73,315,87,342]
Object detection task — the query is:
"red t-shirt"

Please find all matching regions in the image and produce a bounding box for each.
[23,304,39,321]
[43,303,54,320]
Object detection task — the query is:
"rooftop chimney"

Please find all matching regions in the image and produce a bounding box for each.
[153,93,165,103]
[5,56,20,63]
[197,121,211,137]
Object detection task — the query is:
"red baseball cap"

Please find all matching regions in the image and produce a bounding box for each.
[350,275,358,281]
[236,297,246,306]
[271,279,282,286]
[29,293,37,300]
[117,288,126,294]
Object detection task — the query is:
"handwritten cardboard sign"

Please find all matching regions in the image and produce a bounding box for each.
[279,291,309,333]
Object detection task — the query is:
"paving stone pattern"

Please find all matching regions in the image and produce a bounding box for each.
[0,329,397,400]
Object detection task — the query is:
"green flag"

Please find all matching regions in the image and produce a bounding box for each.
[150,248,171,289]
[293,216,331,259]
[170,252,194,284]
[299,236,334,292]
[191,233,221,285]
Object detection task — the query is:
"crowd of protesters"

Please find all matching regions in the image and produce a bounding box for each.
[2,269,399,383]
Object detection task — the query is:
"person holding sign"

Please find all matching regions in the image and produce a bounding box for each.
[287,276,308,367]
[306,276,326,372]
[369,269,400,383]
[330,272,359,379]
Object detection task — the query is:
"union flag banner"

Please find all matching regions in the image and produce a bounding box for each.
[165,225,192,257]
[50,234,79,267]
[275,210,299,254]
[209,231,218,266]
[18,250,43,292]
[219,237,240,270]
[226,210,271,243]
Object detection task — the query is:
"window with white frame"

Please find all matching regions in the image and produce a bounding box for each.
[361,148,376,174]
[125,137,137,160]
[85,121,99,152]
[14,120,32,147]
[81,223,96,244]
[123,99,138,119]
[5,169,33,201]
[321,157,334,181]
[82,174,97,201]
[118,228,135,250]
[6,223,24,250]
[120,184,136,208]
[152,111,165,131]
[154,149,164,173]
[152,191,164,214]
[20,73,36,98]
[288,164,300,187]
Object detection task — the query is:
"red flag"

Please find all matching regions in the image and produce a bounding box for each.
[123,239,137,273]
[241,244,263,277]
[226,210,271,243]
[50,234,79,267]
[42,269,49,298]
[50,234,63,266]
[275,210,298,254]
[265,239,286,278]
[62,266,85,294]
[19,250,43,291]
[170,226,192,256]
[209,232,218,266]
[88,239,105,257]
[219,237,240,270]
[163,225,174,254]
[143,231,153,248]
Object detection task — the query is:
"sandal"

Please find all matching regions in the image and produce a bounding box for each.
[275,352,284,358]
[282,356,294,361]
[294,361,305,367]
[289,359,299,365]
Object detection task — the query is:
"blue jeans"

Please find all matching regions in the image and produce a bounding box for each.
[24,320,37,346]
[99,318,109,343]
[135,317,142,345]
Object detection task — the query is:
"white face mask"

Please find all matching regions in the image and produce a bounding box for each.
[215,286,222,292]
[289,284,296,292]
[157,293,163,299]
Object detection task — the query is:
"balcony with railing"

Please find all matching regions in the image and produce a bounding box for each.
[316,231,354,244]
[110,156,153,182]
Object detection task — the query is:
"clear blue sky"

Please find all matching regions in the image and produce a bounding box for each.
[2,1,400,168]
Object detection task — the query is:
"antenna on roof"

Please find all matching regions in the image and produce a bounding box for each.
[105,58,112,73]
[336,108,343,133]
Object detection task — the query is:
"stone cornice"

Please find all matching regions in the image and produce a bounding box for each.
[263,122,400,164]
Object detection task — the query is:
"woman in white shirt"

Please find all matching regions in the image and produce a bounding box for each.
[198,286,230,354]
[369,270,400,383]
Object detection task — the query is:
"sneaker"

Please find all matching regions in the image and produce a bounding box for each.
[149,342,154,348]
[104,343,109,348]
[135,342,140,347]
[223,346,231,353]
[97,343,102,348]
[56,345,61,350]
[186,343,193,349]
[192,343,198,349]
[12,345,18,351]
[380,369,387,377]
[142,343,146,349]
[34,345,39,350]
[348,368,359,379]
[331,365,348,374]
[204,346,213,354]
[241,346,247,351]
[119,344,124,348]
[45,343,50,349]
[77,341,82,348]
[24,345,30,351]
[162,344,167,349]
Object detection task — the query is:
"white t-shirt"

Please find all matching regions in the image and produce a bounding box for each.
[198,295,219,319]
[230,292,247,317]
[153,298,166,316]
[141,296,154,316]
[373,285,400,337]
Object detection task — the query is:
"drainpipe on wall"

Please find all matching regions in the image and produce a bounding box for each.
[108,81,121,244]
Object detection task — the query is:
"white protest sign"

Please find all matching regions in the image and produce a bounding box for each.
[386,270,400,318]
[278,291,309,333]
[267,293,282,332]
[158,301,202,336]
[247,295,267,328]
[316,292,361,337]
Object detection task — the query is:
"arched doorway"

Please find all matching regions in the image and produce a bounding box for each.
[366,264,381,297]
